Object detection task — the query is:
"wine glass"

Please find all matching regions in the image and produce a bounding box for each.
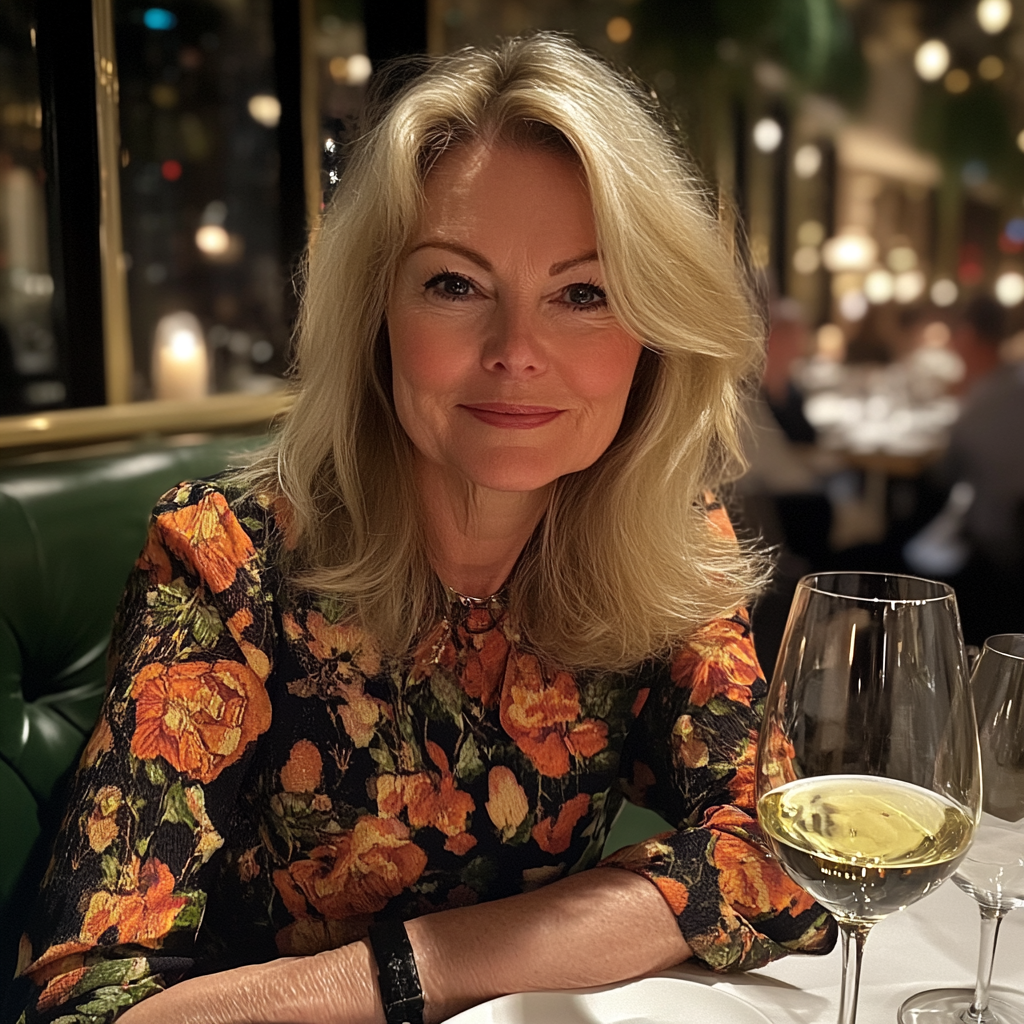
[899,633,1024,1024]
[755,572,982,1024]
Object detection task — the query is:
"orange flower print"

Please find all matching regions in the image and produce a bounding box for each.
[500,652,581,778]
[531,792,590,854]
[444,832,478,855]
[37,965,88,1012]
[460,619,509,707]
[304,611,381,679]
[280,740,323,793]
[86,785,122,853]
[485,766,529,839]
[565,719,608,759]
[727,733,757,809]
[283,815,427,919]
[712,831,816,921]
[411,620,457,680]
[79,715,113,771]
[376,742,476,849]
[654,877,690,915]
[671,714,709,769]
[338,682,382,748]
[135,525,172,584]
[226,607,271,682]
[79,857,188,949]
[130,659,272,784]
[671,617,761,708]
[157,490,255,593]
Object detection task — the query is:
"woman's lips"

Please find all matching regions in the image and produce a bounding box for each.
[460,403,564,429]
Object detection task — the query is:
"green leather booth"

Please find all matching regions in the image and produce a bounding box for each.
[0,434,668,1004]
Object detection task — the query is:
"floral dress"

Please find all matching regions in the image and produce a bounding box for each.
[8,479,836,1024]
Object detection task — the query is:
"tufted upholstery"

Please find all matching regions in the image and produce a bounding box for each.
[0,435,266,997]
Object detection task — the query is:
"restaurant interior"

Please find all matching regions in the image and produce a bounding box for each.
[1,0,1023,1020]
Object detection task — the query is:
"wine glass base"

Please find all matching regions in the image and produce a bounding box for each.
[899,988,1024,1024]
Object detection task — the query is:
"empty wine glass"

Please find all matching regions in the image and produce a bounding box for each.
[756,572,982,1024]
[899,633,1024,1024]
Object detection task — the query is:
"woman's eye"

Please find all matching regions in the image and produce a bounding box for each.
[424,272,473,299]
[563,282,606,307]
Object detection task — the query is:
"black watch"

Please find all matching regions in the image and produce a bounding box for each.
[368,920,425,1024]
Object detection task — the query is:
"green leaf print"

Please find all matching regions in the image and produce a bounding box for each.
[171,891,207,931]
[455,734,485,782]
[161,782,198,828]
[369,742,396,774]
[460,856,498,894]
[143,758,167,788]
[239,516,265,533]
[429,670,463,721]
[149,578,223,648]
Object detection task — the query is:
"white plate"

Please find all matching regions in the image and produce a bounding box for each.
[444,976,774,1024]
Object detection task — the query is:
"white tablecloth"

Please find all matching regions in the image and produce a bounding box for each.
[661,881,1024,1023]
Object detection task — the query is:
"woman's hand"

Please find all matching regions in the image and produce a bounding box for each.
[117,941,384,1024]
[115,867,688,1024]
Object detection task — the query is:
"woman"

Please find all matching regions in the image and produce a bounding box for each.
[9,33,835,1024]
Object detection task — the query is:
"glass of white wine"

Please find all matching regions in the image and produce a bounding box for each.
[899,633,1024,1024]
[755,572,982,1024]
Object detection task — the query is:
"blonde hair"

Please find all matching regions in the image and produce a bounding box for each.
[250,32,767,671]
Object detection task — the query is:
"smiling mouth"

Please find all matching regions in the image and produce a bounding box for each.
[460,403,564,428]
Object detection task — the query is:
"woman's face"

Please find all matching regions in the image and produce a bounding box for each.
[387,142,643,496]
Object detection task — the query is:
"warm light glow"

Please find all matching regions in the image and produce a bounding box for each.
[977,0,1012,34]
[922,321,952,347]
[839,292,868,321]
[753,117,783,153]
[944,68,970,93]
[822,231,878,272]
[794,143,822,178]
[153,312,209,401]
[865,269,895,304]
[793,246,821,275]
[915,39,951,81]
[817,323,845,359]
[1017,130,1024,153]
[979,55,1005,79]
[894,270,926,303]
[887,246,918,273]
[346,54,372,85]
[606,17,632,43]
[931,279,959,306]
[797,220,825,247]
[195,224,230,255]
[169,330,200,361]
[995,271,1024,306]
[248,94,281,128]
[329,56,348,83]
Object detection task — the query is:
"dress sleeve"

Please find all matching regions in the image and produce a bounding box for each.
[9,480,278,1024]
[602,516,837,971]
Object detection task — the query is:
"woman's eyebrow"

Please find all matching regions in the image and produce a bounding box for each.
[548,250,599,276]
[407,240,492,271]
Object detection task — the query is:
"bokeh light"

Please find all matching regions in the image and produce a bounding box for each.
[977,0,1012,34]
[995,271,1024,306]
[915,40,951,81]
[752,117,783,153]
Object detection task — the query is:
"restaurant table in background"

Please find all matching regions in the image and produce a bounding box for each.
[660,880,1023,1023]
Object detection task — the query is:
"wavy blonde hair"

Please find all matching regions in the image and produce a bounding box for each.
[250,32,767,671]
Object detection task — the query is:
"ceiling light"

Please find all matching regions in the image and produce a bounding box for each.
[753,118,783,153]
[915,40,951,81]
[977,0,1012,34]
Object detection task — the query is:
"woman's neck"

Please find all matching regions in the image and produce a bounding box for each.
[415,459,550,599]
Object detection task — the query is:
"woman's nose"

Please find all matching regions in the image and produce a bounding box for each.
[480,302,547,376]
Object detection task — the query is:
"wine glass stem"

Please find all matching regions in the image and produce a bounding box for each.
[837,921,872,1024]
[964,905,1007,1023]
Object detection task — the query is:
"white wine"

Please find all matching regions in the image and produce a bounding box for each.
[953,812,1024,911]
[758,775,974,924]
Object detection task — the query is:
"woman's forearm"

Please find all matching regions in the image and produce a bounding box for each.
[117,867,688,1024]
[407,866,691,1024]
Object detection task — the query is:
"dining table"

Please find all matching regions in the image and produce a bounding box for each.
[664,879,1023,1023]
[447,879,1023,1024]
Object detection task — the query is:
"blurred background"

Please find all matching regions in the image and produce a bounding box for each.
[3,0,1024,665]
